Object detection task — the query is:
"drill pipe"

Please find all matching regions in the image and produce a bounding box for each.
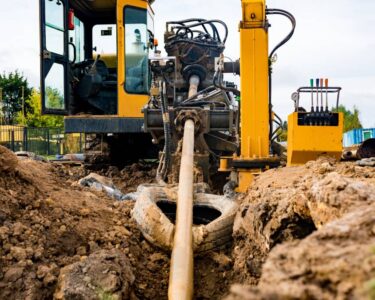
[188,75,200,98]
[168,119,195,300]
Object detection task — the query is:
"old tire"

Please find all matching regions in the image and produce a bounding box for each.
[132,185,238,253]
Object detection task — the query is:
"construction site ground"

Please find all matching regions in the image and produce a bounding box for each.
[0,145,375,300]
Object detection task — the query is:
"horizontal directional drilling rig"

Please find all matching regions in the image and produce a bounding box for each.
[143,18,240,185]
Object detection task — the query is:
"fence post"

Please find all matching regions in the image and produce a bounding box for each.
[79,133,83,153]
[11,130,15,152]
[23,127,28,152]
[47,128,50,156]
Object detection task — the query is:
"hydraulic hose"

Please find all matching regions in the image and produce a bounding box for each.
[266,8,296,144]
[166,19,228,44]
[213,71,240,96]
[267,9,296,59]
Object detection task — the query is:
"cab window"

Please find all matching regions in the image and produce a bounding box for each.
[69,17,85,63]
[124,6,149,94]
[93,24,117,55]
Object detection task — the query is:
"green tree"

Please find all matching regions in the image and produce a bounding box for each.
[333,105,363,132]
[0,71,32,124]
[276,121,288,142]
[45,87,64,110]
[16,89,63,127]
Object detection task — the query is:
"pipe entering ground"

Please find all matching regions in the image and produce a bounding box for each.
[168,119,195,300]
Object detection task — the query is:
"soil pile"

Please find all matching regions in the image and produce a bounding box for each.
[227,157,375,299]
[0,146,232,300]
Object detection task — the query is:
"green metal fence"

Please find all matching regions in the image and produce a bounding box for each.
[0,127,84,156]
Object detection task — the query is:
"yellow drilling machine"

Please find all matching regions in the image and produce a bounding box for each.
[39,0,344,298]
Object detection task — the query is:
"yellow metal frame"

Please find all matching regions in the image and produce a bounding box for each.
[287,112,344,166]
[117,0,152,118]
[234,0,270,192]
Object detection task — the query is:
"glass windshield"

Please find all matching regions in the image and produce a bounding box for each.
[124,6,149,94]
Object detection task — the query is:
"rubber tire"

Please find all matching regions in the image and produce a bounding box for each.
[132,185,238,253]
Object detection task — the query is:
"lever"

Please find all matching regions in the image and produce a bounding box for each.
[310,78,314,112]
[315,78,320,113]
[325,78,329,112]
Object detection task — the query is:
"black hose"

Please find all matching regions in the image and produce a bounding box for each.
[166,19,228,47]
[266,8,296,143]
[213,71,240,96]
[167,19,228,43]
[267,9,296,59]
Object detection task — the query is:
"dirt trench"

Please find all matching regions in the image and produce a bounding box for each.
[0,146,375,300]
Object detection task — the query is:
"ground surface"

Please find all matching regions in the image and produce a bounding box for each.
[0,146,374,299]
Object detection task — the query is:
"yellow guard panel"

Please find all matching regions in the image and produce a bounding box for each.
[287,112,344,166]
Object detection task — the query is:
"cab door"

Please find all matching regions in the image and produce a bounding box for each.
[40,0,69,115]
[117,0,152,118]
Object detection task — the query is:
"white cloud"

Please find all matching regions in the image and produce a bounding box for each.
[0,0,373,127]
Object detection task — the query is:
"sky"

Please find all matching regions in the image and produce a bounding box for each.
[0,0,374,127]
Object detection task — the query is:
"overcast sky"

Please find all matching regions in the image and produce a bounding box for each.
[0,0,374,127]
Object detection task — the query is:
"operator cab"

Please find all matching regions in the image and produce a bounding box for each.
[40,0,154,117]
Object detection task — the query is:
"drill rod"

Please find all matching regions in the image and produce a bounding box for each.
[188,75,200,98]
[168,118,195,300]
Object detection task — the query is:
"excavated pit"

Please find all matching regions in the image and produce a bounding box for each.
[156,200,222,225]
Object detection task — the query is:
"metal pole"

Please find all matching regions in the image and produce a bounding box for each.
[168,119,195,300]
[21,86,25,124]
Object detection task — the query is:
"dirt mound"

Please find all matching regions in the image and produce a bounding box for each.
[54,249,135,300]
[229,157,375,299]
[0,150,233,299]
[226,203,375,300]
[0,152,164,299]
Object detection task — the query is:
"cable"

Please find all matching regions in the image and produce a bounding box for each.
[165,19,228,48]
[266,9,296,59]
[266,8,296,143]
[213,70,240,96]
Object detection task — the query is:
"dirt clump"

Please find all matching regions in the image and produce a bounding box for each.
[54,249,135,300]
[232,165,317,283]
[226,202,375,300]
[308,171,375,227]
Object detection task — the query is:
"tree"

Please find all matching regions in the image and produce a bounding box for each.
[15,89,63,127]
[45,87,64,110]
[276,121,288,142]
[0,71,32,124]
[333,105,363,133]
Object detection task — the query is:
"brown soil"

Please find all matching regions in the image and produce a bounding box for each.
[1,145,375,300]
[0,146,232,300]
[227,157,375,300]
